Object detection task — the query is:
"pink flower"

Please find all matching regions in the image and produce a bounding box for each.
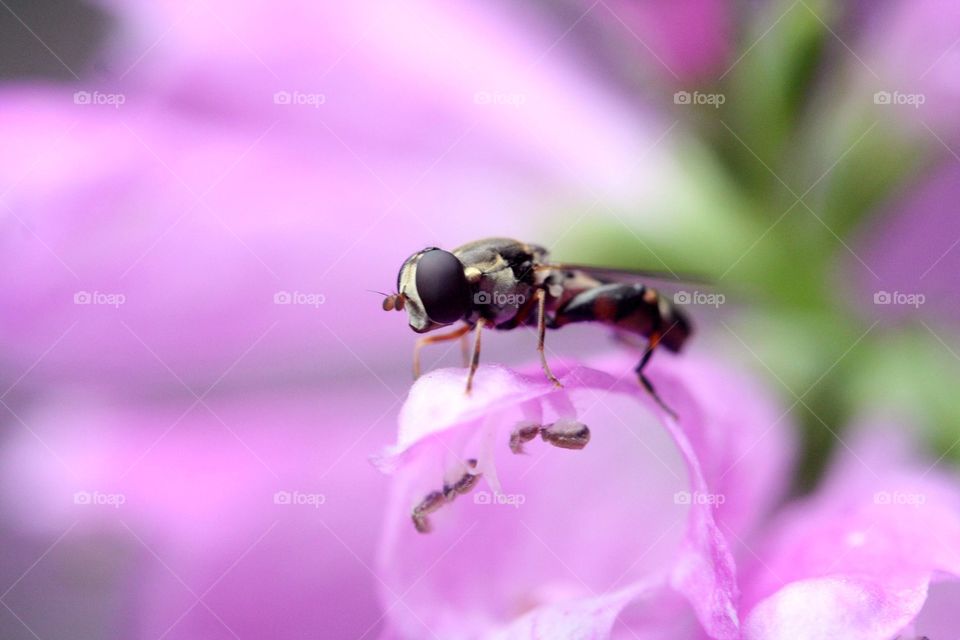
[0,3,716,638]
[375,355,960,638]
[738,421,960,638]
[5,1,957,638]
[374,353,791,638]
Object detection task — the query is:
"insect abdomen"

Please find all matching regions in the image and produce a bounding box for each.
[551,283,691,352]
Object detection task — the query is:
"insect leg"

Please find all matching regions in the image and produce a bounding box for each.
[635,331,678,419]
[535,288,562,388]
[459,333,470,367]
[412,323,472,379]
[465,318,487,393]
[552,282,687,418]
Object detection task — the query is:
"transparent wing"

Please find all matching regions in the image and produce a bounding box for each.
[534,263,713,288]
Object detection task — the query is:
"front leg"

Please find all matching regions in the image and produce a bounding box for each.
[413,323,472,379]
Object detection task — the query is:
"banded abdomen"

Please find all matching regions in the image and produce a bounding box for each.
[549,282,692,352]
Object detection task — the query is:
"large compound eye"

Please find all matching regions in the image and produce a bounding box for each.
[416,249,471,324]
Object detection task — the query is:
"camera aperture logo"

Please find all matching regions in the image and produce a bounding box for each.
[73,90,126,109]
[273,490,326,508]
[674,90,725,108]
[674,290,725,308]
[873,90,925,109]
[473,291,526,306]
[674,490,725,506]
[873,290,925,308]
[73,490,126,508]
[473,491,525,508]
[273,90,326,108]
[74,290,126,308]
[274,290,326,307]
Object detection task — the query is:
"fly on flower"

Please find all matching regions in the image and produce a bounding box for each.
[383,237,697,417]
[382,240,704,533]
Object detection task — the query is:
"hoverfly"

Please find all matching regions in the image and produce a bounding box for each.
[383,238,697,532]
[383,237,694,413]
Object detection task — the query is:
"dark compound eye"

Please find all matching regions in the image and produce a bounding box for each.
[416,249,471,324]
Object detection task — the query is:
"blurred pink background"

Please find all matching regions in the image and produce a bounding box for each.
[3,1,960,638]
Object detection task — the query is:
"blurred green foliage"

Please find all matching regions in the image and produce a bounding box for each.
[556,0,957,491]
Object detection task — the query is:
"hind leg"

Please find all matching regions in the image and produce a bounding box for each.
[635,331,678,419]
[552,283,684,419]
